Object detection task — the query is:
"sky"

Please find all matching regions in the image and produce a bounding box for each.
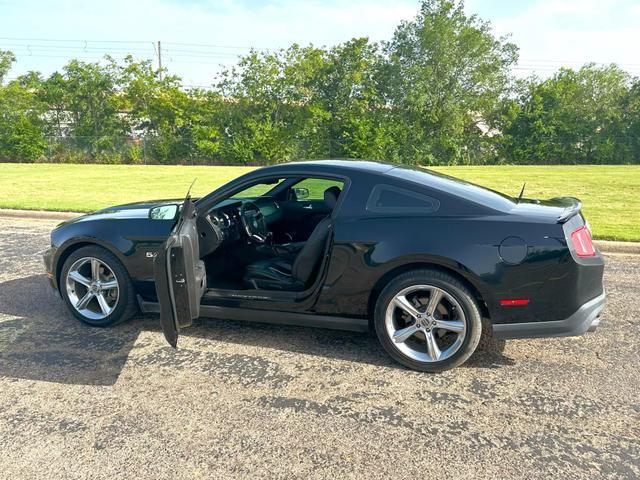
[1,0,639,86]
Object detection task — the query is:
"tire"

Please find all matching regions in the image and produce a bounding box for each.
[374,269,482,372]
[60,245,137,327]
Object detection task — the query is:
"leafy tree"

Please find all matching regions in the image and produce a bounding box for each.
[0,51,47,162]
[118,56,197,163]
[380,0,518,165]
[56,58,130,160]
[215,39,388,163]
[318,38,385,159]
[0,85,47,162]
[501,65,631,164]
[216,45,333,163]
[620,81,640,163]
[2,2,640,166]
[0,50,16,83]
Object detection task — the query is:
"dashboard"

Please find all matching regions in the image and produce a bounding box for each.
[198,197,283,256]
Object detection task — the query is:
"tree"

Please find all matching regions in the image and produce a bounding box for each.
[620,81,640,163]
[2,2,640,166]
[501,65,631,164]
[380,0,518,165]
[117,56,206,163]
[0,50,16,83]
[0,51,47,162]
[54,58,130,160]
[215,45,334,163]
[215,39,389,163]
[0,84,47,162]
[319,38,386,159]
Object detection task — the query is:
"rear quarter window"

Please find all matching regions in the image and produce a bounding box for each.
[366,184,440,214]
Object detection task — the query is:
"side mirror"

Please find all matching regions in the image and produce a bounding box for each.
[293,187,310,200]
[149,204,179,220]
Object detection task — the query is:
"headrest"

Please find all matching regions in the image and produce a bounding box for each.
[324,186,341,210]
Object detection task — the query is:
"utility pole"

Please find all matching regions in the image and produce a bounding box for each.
[157,40,162,80]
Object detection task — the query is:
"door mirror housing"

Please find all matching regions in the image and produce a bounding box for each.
[293,187,310,200]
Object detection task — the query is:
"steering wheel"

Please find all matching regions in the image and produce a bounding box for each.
[240,201,270,244]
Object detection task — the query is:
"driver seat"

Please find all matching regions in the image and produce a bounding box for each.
[243,186,341,291]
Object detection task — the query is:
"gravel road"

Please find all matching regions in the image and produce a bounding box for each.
[0,216,638,479]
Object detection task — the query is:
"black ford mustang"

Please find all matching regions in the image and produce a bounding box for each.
[43,160,605,372]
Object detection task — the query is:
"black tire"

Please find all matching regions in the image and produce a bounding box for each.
[60,245,137,327]
[374,269,482,372]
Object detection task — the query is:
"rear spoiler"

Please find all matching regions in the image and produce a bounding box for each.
[551,197,582,223]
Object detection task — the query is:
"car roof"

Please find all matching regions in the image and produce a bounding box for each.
[256,159,396,175]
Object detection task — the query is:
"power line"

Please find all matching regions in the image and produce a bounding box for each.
[0,37,152,44]
[4,37,640,85]
[163,41,268,51]
[0,37,269,50]
[2,37,637,65]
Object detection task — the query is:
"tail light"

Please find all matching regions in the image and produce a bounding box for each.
[500,299,530,306]
[571,226,596,257]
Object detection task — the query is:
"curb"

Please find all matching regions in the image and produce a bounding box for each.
[593,240,640,255]
[0,208,84,220]
[1,208,638,255]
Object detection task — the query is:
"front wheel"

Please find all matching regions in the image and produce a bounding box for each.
[60,245,137,327]
[374,269,482,372]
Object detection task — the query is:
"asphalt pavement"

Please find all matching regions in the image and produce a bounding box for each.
[0,216,638,479]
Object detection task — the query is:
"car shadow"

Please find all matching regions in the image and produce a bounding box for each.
[0,274,513,386]
[0,274,145,386]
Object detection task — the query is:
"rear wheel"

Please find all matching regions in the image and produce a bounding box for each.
[60,245,137,327]
[374,269,482,372]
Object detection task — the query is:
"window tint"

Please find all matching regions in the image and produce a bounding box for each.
[231,178,285,199]
[290,178,344,201]
[366,184,440,214]
[387,167,514,212]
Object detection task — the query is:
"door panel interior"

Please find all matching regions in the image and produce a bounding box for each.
[278,200,330,240]
[154,200,206,347]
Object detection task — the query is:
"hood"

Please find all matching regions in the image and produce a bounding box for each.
[57,199,185,226]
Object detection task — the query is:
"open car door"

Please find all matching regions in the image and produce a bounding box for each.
[153,198,206,347]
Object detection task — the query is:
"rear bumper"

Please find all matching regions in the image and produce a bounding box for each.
[492,290,605,340]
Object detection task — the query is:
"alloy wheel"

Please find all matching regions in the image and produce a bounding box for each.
[65,257,119,320]
[384,284,467,363]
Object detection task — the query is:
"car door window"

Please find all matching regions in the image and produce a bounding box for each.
[290,178,344,201]
[231,178,285,199]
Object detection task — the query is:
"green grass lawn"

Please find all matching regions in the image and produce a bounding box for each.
[1,163,638,241]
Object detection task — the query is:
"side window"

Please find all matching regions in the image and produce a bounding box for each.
[231,178,285,199]
[290,178,344,201]
[366,184,440,214]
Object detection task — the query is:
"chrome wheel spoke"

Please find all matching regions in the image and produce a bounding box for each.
[95,293,112,316]
[68,270,91,287]
[393,295,420,318]
[101,279,118,290]
[91,258,101,281]
[392,324,419,343]
[424,331,441,361]
[76,291,94,310]
[433,319,465,333]
[425,289,443,316]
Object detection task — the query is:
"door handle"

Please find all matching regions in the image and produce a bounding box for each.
[302,204,313,210]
